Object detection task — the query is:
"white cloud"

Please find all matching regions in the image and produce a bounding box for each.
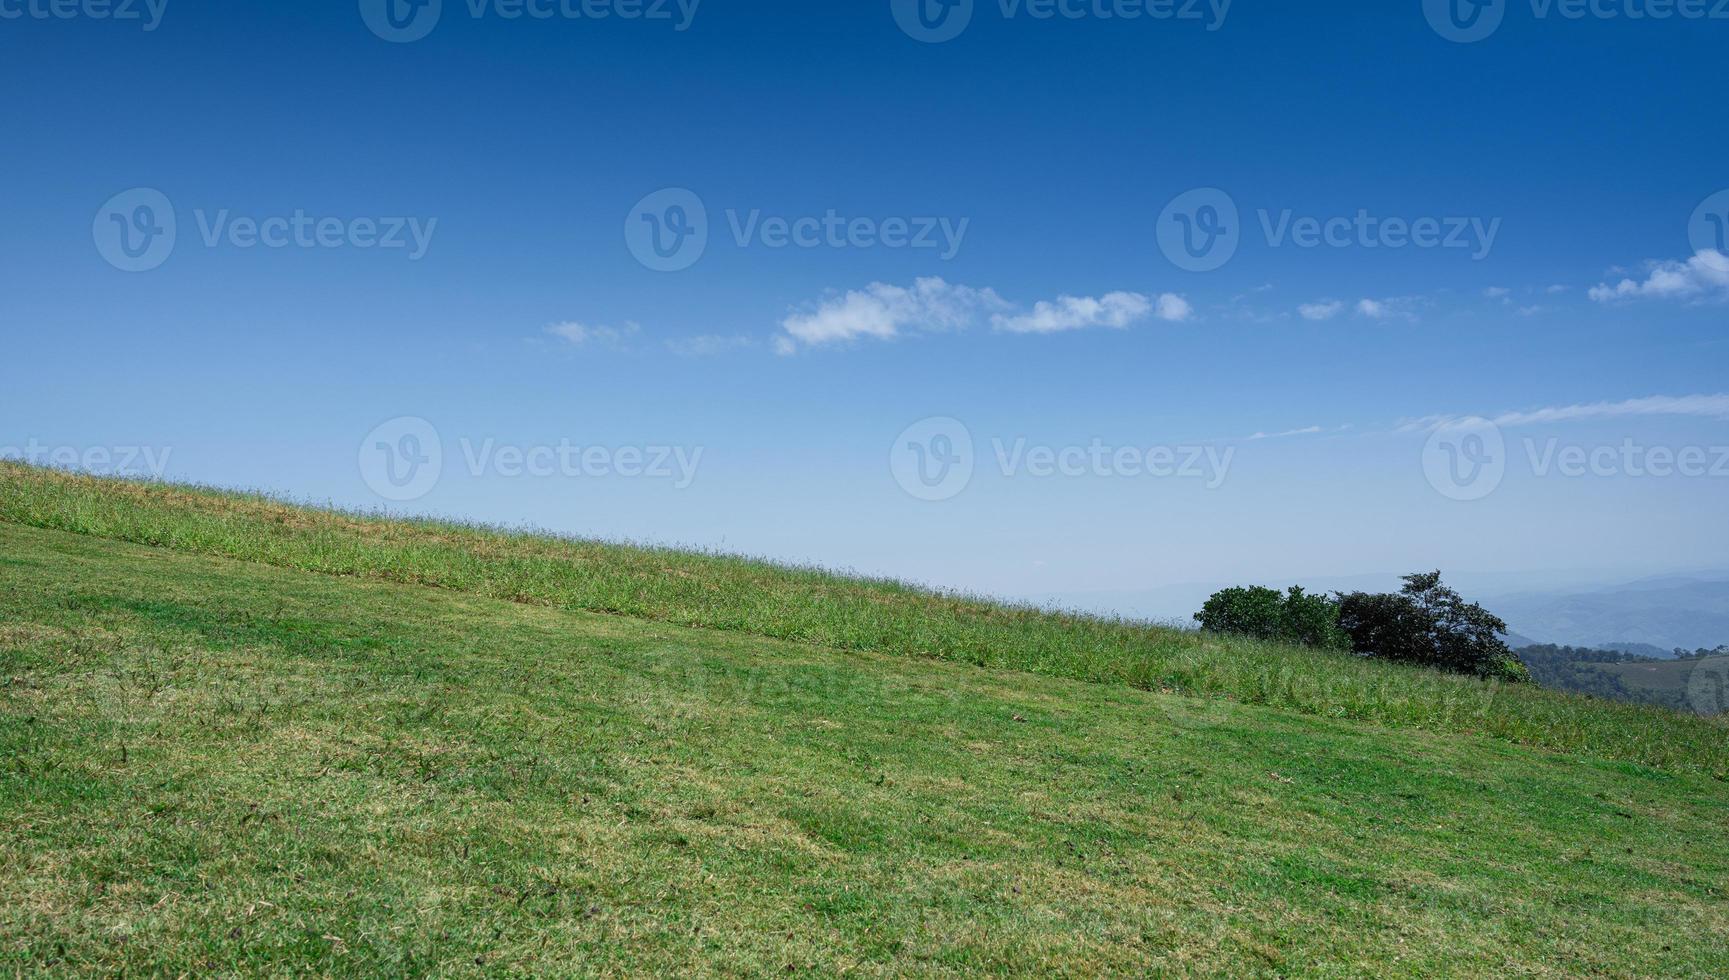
[665,334,755,357]
[545,321,639,348]
[993,291,1153,334]
[778,278,1007,352]
[1589,250,1729,303]
[1298,300,1344,321]
[1484,286,1511,300]
[1247,426,1323,440]
[777,279,1186,352]
[1402,393,1729,433]
[1355,297,1418,322]
[1245,423,1352,441]
[1156,292,1193,322]
[1355,298,1390,319]
[1546,284,1569,295]
[1489,393,1729,428]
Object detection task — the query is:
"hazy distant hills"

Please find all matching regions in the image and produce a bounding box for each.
[1041,570,1729,656]
[1487,576,1729,655]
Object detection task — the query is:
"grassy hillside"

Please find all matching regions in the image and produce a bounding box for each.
[2,463,1725,778]
[1599,656,1729,708]
[1599,657,1709,696]
[3,520,1728,975]
[1519,642,1729,715]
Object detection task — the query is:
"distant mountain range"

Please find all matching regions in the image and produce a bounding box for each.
[1038,570,1729,657]
[1484,575,1729,656]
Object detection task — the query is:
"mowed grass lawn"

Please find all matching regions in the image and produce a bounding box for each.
[4,520,1729,975]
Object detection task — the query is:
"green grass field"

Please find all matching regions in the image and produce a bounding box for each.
[3,464,1729,974]
[1602,659,1699,695]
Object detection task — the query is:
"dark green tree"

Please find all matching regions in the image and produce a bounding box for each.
[1194,585,1349,651]
[1336,571,1530,682]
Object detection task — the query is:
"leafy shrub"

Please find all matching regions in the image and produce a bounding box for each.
[1195,585,1349,651]
[1336,571,1531,682]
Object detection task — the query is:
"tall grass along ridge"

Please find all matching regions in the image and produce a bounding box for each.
[2,462,1723,778]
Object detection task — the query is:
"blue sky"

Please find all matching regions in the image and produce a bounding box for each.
[2,0,1727,613]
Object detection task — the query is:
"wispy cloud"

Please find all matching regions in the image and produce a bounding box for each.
[1401,393,1729,433]
[545,321,639,348]
[776,278,1189,353]
[1218,289,1289,324]
[1354,298,1405,321]
[993,291,1154,334]
[777,278,1007,353]
[1298,300,1344,321]
[1299,286,1558,323]
[1247,425,1324,440]
[1589,249,1729,304]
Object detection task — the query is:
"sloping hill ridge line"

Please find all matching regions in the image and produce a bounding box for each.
[7,520,1728,973]
[1,461,1724,777]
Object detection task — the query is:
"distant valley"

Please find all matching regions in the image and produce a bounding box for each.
[1043,570,1729,656]
[1487,574,1729,655]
